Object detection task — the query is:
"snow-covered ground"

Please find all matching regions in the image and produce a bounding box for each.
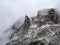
[0,0,60,45]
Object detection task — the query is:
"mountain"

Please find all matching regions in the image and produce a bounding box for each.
[5,8,60,45]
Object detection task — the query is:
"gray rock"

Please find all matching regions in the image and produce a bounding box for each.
[6,8,60,45]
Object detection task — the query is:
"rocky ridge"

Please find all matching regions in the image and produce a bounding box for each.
[6,8,60,45]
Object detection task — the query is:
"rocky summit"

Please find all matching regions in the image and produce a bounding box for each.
[6,8,60,45]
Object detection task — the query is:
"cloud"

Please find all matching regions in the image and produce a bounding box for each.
[0,0,59,33]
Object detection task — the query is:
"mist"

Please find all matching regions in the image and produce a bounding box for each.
[0,0,59,34]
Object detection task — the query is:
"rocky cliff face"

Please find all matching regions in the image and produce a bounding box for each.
[6,8,60,45]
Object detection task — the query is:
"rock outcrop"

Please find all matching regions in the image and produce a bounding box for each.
[6,8,60,45]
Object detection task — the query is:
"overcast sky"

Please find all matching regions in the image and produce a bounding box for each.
[0,0,59,34]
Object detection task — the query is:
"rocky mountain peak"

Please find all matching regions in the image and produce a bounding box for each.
[6,8,60,45]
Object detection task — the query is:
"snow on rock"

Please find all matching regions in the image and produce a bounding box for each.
[5,8,60,45]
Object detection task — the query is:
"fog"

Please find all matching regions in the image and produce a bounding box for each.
[0,0,59,34]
